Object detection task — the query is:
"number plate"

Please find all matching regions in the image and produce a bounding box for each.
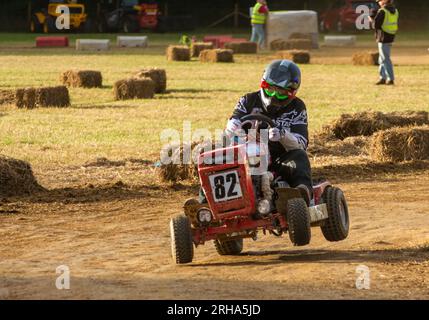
[209,170,243,202]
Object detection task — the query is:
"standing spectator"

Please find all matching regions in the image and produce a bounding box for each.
[371,0,399,85]
[250,0,269,49]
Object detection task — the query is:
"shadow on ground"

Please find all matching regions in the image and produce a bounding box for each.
[190,246,429,267]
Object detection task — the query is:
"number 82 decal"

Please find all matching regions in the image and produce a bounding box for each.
[209,171,243,202]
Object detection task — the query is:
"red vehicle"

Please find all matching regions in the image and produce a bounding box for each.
[319,0,379,33]
[136,3,159,30]
[170,114,350,264]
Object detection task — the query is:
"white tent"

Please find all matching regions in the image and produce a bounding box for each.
[266,10,319,49]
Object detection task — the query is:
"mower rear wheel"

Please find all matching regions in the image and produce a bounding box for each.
[170,214,194,264]
[214,238,243,255]
[321,186,350,241]
[286,198,311,246]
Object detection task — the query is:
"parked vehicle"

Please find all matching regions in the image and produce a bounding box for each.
[96,0,141,33]
[319,0,379,33]
[29,0,89,33]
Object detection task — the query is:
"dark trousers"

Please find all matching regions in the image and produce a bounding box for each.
[270,149,313,198]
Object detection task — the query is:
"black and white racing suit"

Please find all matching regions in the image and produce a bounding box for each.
[230,91,313,198]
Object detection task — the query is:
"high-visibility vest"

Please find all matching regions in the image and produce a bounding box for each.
[381,8,399,35]
[251,3,266,25]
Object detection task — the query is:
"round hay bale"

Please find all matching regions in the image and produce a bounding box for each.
[191,42,214,57]
[114,78,155,100]
[0,155,44,196]
[352,52,379,66]
[224,41,258,54]
[133,68,167,93]
[0,89,16,105]
[277,50,310,64]
[199,49,234,63]
[370,126,429,162]
[60,70,103,88]
[166,45,191,61]
[324,111,429,140]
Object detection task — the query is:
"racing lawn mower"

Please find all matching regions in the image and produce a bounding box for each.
[170,114,350,264]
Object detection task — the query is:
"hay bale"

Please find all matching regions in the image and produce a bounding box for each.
[0,89,16,105]
[60,70,103,88]
[191,42,213,57]
[287,39,313,50]
[270,39,312,51]
[166,45,191,61]
[277,50,310,64]
[133,68,167,93]
[16,86,70,108]
[37,86,70,107]
[352,52,379,66]
[159,143,198,183]
[324,111,429,140]
[159,140,217,182]
[199,49,234,63]
[224,41,258,54]
[370,126,429,162]
[15,88,37,109]
[0,155,44,196]
[113,78,155,100]
[309,135,370,157]
[270,39,288,51]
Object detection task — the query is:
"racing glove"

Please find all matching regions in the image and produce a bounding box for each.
[226,118,242,135]
[269,128,303,151]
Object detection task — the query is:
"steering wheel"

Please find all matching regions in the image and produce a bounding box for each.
[240,114,277,134]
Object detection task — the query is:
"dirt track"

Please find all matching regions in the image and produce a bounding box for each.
[0,160,428,300]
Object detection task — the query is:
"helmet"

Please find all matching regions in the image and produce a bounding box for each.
[260,60,301,110]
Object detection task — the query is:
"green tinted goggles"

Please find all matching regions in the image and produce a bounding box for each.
[263,88,289,100]
[261,80,294,100]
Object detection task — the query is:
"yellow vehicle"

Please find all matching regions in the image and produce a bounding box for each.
[29,0,89,33]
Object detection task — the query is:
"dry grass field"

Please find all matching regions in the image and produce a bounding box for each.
[0,32,428,299]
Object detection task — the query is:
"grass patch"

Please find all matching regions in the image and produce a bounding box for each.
[0,32,428,168]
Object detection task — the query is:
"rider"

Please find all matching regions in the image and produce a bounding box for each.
[226,60,313,203]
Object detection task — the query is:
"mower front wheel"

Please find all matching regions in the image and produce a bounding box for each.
[286,198,311,246]
[321,186,350,241]
[170,214,194,264]
[214,238,243,255]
